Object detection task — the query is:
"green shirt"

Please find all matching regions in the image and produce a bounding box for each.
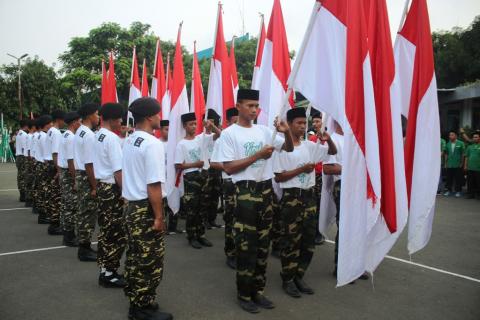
[445,140,465,168]
[465,143,480,171]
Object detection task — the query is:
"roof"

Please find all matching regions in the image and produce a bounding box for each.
[197,33,250,60]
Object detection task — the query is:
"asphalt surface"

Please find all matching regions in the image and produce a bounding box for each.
[0,162,479,320]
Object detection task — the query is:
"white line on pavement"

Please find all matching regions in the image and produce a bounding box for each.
[0,170,16,173]
[0,207,30,211]
[0,242,98,257]
[0,189,18,192]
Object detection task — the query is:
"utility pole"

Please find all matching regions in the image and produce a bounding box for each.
[7,53,28,120]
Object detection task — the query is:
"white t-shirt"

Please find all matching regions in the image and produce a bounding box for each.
[273,140,329,189]
[212,124,285,183]
[15,130,26,156]
[93,128,123,184]
[58,130,75,169]
[31,132,39,160]
[42,128,53,161]
[160,139,168,198]
[25,133,32,156]
[122,130,166,201]
[36,131,47,163]
[174,134,213,174]
[48,127,62,159]
[73,124,95,171]
[324,133,344,181]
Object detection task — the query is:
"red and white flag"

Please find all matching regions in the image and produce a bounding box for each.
[151,39,167,119]
[291,0,381,286]
[101,60,108,105]
[229,37,239,102]
[394,0,440,255]
[107,52,118,103]
[251,14,266,90]
[162,53,173,121]
[191,41,206,135]
[256,0,293,128]
[206,2,235,128]
[141,59,149,97]
[364,0,408,273]
[166,23,190,214]
[128,46,142,106]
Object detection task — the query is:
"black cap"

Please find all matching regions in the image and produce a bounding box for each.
[78,103,100,117]
[160,120,169,127]
[64,111,80,124]
[129,98,161,121]
[51,109,66,120]
[19,119,28,127]
[237,89,259,101]
[100,103,124,121]
[226,108,238,120]
[27,119,36,129]
[181,112,196,124]
[204,109,220,120]
[286,107,306,122]
[37,115,53,128]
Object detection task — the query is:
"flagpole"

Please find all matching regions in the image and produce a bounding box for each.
[397,0,411,33]
[206,1,222,116]
[254,13,264,67]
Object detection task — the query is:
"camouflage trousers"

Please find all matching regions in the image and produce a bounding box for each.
[16,155,25,195]
[333,180,341,268]
[314,174,323,236]
[279,188,317,282]
[165,199,177,232]
[24,158,35,203]
[183,171,208,240]
[234,180,274,301]
[59,168,78,232]
[205,168,223,223]
[222,178,236,258]
[34,162,48,215]
[124,199,165,308]
[44,161,61,224]
[270,192,285,252]
[97,182,127,271]
[75,171,99,245]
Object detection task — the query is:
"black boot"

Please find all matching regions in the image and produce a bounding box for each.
[31,206,38,214]
[189,239,202,249]
[19,191,26,202]
[197,237,213,247]
[226,257,236,270]
[63,230,79,247]
[237,299,260,314]
[282,281,301,298]
[128,304,173,320]
[37,214,50,224]
[24,200,32,207]
[294,277,314,294]
[252,293,275,309]
[48,223,63,236]
[78,243,97,262]
[99,270,126,288]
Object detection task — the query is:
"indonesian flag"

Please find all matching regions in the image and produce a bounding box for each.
[127,47,141,126]
[251,14,266,90]
[162,53,173,121]
[256,0,293,128]
[101,60,108,105]
[107,52,118,103]
[394,0,440,255]
[141,59,149,97]
[291,0,381,286]
[151,39,167,119]
[166,23,190,214]
[191,42,206,135]
[229,37,239,102]
[206,2,235,128]
[364,0,408,273]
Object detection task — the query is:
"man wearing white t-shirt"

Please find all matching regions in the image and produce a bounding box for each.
[37,115,53,225]
[24,119,36,208]
[213,88,294,313]
[94,103,127,288]
[122,97,172,320]
[273,107,336,298]
[15,119,29,202]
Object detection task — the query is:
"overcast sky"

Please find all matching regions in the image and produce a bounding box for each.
[0,0,479,67]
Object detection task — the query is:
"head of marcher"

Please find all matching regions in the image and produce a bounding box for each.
[311,109,322,132]
[286,107,307,139]
[226,107,238,126]
[160,120,169,140]
[448,130,457,142]
[64,111,81,133]
[78,103,100,130]
[129,97,161,133]
[27,119,36,132]
[19,119,28,131]
[100,103,124,132]
[236,89,260,125]
[37,115,53,132]
[472,131,480,144]
[181,112,197,137]
[51,109,66,128]
[203,109,220,133]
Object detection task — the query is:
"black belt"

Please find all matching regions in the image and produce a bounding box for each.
[128,199,149,205]
[184,170,202,178]
[283,187,315,197]
[236,180,272,191]
[75,170,87,175]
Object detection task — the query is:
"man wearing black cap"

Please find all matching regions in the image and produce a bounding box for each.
[212,88,294,313]
[58,111,81,247]
[74,103,100,262]
[210,107,238,269]
[94,103,127,288]
[175,112,219,249]
[15,119,29,202]
[36,115,54,225]
[44,110,66,235]
[273,107,336,298]
[24,119,37,208]
[122,97,172,320]
[31,118,43,216]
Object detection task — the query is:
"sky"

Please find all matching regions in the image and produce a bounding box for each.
[0,0,479,68]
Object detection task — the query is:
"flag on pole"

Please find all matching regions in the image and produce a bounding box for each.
[162,53,173,121]
[251,14,266,90]
[394,0,440,255]
[229,36,239,102]
[141,59,149,97]
[166,23,190,214]
[191,41,206,135]
[256,0,293,128]
[101,60,109,105]
[151,39,167,119]
[107,52,118,103]
[128,46,142,106]
[206,2,235,128]
[290,0,381,286]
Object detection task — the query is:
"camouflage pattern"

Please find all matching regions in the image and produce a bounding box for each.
[205,168,222,223]
[24,157,35,204]
[279,188,317,282]
[183,171,208,240]
[313,174,323,208]
[15,155,26,194]
[97,182,126,271]
[75,171,99,245]
[333,180,341,269]
[222,178,236,258]
[234,180,274,301]
[270,193,285,252]
[59,168,78,232]
[165,199,177,232]
[44,161,61,224]
[124,200,165,308]
[34,162,48,215]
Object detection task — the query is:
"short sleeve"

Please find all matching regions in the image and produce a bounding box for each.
[66,136,74,160]
[108,135,123,172]
[216,131,236,162]
[83,133,96,164]
[174,143,184,164]
[51,131,61,154]
[145,140,165,184]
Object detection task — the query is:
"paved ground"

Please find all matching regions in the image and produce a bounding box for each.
[0,162,479,320]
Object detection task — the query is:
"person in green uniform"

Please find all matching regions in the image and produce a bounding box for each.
[438,138,446,194]
[444,130,465,197]
[464,131,480,199]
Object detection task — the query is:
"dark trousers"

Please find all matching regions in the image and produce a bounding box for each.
[466,170,480,197]
[445,167,463,192]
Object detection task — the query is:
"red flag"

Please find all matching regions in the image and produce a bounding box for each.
[151,39,167,118]
[128,46,141,106]
[229,36,239,101]
[141,59,149,97]
[101,59,109,105]
[191,42,206,135]
[106,52,118,103]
